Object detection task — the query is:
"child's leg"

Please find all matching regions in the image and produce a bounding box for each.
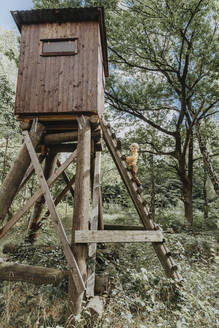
[131,165,142,186]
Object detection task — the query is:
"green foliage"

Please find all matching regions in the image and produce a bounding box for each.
[0,207,217,327]
[104,0,219,223]
[32,0,120,9]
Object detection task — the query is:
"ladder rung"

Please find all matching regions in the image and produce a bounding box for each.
[116,140,122,150]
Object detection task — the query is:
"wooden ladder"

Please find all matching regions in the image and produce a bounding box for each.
[100,119,182,281]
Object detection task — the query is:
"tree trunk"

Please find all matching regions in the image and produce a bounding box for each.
[149,153,155,220]
[1,137,9,183]
[0,123,45,225]
[203,164,209,219]
[68,118,91,314]
[27,151,57,243]
[177,132,193,225]
[182,182,193,225]
[196,123,219,196]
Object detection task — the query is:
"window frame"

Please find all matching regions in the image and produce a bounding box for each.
[40,38,78,57]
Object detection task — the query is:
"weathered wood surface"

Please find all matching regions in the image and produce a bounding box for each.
[100,120,182,281]
[87,151,101,297]
[89,115,100,128]
[37,143,77,154]
[15,21,105,115]
[97,30,105,116]
[94,275,109,295]
[0,262,68,286]
[57,159,74,198]
[0,151,77,240]
[27,151,57,242]
[0,123,45,225]
[24,131,85,293]
[74,230,164,243]
[0,260,108,293]
[44,131,78,144]
[69,117,91,314]
[44,130,101,145]
[98,187,104,230]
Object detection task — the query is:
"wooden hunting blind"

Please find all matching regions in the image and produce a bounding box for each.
[11,7,108,121]
[0,6,181,316]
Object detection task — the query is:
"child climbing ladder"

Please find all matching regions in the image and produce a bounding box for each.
[125,143,143,190]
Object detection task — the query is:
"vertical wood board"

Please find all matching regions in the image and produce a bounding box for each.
[15,21,103,115]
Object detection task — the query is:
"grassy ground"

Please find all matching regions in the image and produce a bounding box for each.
[0,205,218,328]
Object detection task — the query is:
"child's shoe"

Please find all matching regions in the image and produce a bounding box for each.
[137,183,143,190]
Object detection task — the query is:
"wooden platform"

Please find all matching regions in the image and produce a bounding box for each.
[16,113,98,133]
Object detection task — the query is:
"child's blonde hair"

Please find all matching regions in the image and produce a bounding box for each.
[130,143,139,150]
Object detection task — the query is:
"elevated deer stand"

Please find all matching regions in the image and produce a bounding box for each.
[0,7,181,316]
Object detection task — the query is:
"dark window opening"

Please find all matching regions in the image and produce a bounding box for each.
[41,38,78,56]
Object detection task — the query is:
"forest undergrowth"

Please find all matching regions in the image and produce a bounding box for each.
[0,206,218,328]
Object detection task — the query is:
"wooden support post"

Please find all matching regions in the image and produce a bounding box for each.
[0,151,77,240]
[68,117,91,314]
[23,131,85,293]
[87,151,101,297]
[98,187,104,230]
[0,123,45,225]
[27,151,57,243]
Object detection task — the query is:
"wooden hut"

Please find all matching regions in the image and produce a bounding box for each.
[11,7,108,131]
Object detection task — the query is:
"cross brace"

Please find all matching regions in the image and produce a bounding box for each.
[23,131,85,293]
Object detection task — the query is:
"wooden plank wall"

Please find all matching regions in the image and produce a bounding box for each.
[15,21,105,115]
[97,28,105,116]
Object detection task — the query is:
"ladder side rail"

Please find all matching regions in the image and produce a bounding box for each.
[100,120,182,281]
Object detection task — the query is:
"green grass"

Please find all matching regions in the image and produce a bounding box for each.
[0,205,218,327]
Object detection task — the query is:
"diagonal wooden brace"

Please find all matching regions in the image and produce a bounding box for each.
[0,151,77,240]
[57,158,75,198]
[23,131,85,293]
